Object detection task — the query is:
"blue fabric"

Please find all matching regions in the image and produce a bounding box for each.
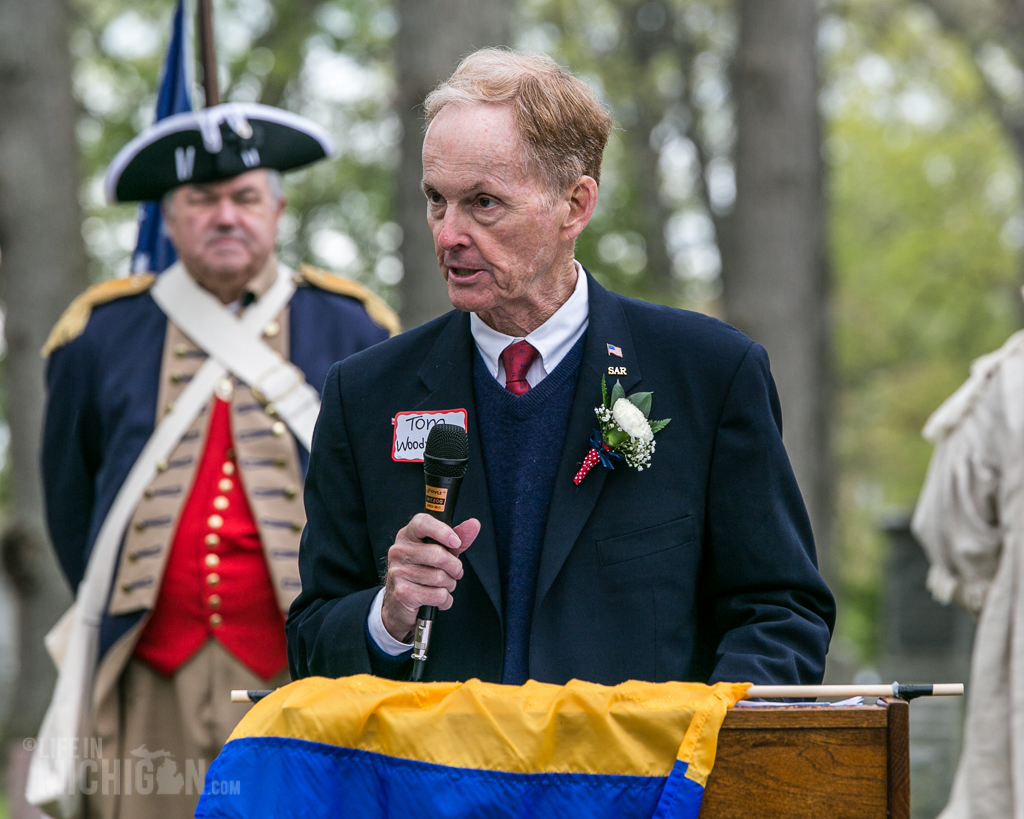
[652,761,705,819]
[42,287,390,660]
[195,736,703,819]
[131,0,192,274]
[473,335,584,684]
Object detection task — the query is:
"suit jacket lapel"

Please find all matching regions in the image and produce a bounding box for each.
[415,311,502,623]
[535,274,641,608]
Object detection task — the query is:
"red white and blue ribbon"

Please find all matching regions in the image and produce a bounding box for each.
[574,430,624,485]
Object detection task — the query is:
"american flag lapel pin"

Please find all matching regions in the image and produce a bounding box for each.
[607,343,623,358]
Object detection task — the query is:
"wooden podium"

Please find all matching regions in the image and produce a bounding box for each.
[701,698,910,818]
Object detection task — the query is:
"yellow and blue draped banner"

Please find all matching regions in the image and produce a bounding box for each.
[196,675,749,818]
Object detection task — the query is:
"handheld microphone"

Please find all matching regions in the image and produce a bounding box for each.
[410,423,469,681]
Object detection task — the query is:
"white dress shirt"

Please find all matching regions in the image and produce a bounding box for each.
[368,262,590,654]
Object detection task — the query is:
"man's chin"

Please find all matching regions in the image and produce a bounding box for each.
[447,280,496,315]
[185,254,263,297]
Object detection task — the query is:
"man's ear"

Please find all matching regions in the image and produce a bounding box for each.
[561,175,598,242]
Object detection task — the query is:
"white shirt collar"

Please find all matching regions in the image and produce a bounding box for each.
[470,261,589,387]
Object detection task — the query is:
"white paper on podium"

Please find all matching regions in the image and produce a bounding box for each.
[735,696,865,707]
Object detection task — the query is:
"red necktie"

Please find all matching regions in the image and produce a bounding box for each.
[500,341,540,396]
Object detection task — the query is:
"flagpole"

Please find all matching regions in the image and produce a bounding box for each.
[744,682,964,700]
[230,681,964,704]
[196,0,219,107]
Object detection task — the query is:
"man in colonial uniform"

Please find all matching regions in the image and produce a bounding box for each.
[34,102,398,819]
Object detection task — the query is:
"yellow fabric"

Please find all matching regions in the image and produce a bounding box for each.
[298,264,401,337]
[676,684,745,787]
[41,274,157,357]
[229,675,749,778]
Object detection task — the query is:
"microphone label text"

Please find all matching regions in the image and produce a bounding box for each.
[425,485,449,513]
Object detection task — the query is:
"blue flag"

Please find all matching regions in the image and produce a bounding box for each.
[131,0,192,274]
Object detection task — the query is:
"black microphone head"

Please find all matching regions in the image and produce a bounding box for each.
[424,424,469,478]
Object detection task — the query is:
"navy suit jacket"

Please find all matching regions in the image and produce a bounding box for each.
[42,285,389,659]
[287,274,835,686]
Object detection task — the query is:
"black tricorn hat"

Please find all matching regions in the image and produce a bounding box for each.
[105,103,335,203]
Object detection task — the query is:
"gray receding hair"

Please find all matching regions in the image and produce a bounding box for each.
[424,48,613,194]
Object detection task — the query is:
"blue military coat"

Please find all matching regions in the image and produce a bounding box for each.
[43,275,391,659]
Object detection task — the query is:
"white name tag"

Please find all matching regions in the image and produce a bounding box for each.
[392,409,468,463]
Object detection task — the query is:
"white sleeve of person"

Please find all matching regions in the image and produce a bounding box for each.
[368,587,414,655]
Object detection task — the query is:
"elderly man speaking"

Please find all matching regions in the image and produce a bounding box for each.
[287,49,835,687]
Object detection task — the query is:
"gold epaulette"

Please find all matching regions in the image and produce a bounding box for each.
[41,274,157,358]
[298,264,401,337]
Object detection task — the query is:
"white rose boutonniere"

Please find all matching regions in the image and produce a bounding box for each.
[574,377,670,484]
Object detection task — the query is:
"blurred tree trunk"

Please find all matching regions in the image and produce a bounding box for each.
[394,0,510,328]
[0,0,83,759]
[620,0,676,301]
[722,0,833,580]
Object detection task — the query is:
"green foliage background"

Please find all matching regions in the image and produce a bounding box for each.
[826,2,1022,662]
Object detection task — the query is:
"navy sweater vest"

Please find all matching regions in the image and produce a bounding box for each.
[474,333,586,684]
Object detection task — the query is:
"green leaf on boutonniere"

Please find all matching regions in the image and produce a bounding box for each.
[610,380,626,406]
[601,375,609,409]
[605,428,628,448]
[649,418,671,434]
[627,391,653,418]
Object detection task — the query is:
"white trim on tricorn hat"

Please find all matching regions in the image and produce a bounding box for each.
[105,103,335,203]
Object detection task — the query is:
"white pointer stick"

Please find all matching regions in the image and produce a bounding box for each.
[746,682,963,700]
[231,681,963,705]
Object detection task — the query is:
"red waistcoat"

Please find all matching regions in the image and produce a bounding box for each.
[134,397,288,680]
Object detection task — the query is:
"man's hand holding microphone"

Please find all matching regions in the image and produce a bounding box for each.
[380,423,476,680]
